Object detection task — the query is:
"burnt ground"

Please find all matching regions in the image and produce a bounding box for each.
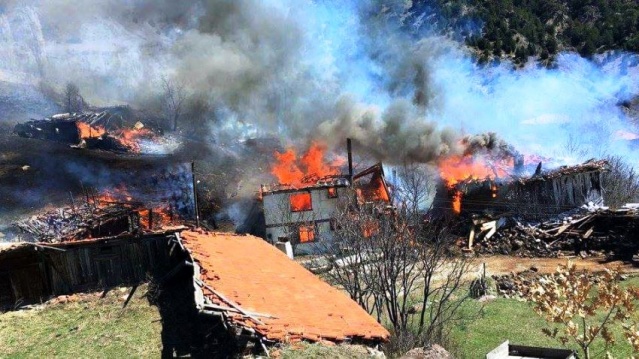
[0,118,281,236]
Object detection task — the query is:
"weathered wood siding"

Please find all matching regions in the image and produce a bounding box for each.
[0,234,171,308]
[507,171,603,218]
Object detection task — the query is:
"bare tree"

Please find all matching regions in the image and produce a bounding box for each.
[161,76,187,131]
[324,164,473,355]
[323,192,385,320]
[602,155,639,209]
[183,96,211,136]
[64,82,84,113]
[527,262,639,359]
[395,162,435,219]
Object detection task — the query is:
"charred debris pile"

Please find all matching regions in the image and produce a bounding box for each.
[449,159,639,258]
[13,109,161,153]
[471,204,639,258]
[12,192,187,243]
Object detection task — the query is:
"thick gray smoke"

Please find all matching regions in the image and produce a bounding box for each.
[0,0,466,166]
[462,132,519,159]
[317,97,461,164]
[1,0,637,169]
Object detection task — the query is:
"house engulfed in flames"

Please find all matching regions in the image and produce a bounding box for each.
[440,159,610,218]
[13,110,159,153]
[260,140,392,255]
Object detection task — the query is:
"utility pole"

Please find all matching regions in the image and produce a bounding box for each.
[191,161,200,228]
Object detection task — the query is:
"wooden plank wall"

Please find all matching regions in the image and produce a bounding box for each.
[0,235,171,308]
[508,171,603,218]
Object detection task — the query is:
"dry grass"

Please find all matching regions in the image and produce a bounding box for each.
[0,285,162,358]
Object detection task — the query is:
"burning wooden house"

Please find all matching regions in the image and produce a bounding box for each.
[13,111,158,153]
[505,159,609,217]
[260,140,392,255]
[440,159,609,219]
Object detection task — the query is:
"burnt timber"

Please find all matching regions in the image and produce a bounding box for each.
[452,159,609,218]
[13,112,130,152]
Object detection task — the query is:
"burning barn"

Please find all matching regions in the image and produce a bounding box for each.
[505,159,608,217]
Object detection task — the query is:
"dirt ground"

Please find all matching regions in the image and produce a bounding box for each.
[471,255,639,276]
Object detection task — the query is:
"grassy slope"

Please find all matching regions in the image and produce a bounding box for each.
[451,277,639,358]
[2,277,639,358]
[0,286,162,358]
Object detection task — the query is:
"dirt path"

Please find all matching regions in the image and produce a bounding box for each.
[471,255,639,276]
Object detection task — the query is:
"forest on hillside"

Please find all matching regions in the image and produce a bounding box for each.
[402,0,639,66]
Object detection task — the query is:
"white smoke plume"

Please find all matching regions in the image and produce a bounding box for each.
[0,0,638,167]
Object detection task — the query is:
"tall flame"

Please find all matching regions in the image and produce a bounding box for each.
[77,122,106,139]
[438,154,513,214]
[76,121,158,153]
[271,142,340,186]
[438,155,512,187]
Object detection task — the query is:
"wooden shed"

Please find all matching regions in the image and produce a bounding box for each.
[0,231,177,309]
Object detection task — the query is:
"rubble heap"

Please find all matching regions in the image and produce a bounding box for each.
[14,202,140,243]
[470,204,639,258]
[492,266,616,298]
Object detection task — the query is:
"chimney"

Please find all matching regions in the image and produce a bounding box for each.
[513,154,524,175]
[347,138,353,183]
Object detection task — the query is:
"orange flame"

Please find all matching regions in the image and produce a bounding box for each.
[76,121,159,153]
[271,142,340,186]
[438,155,513,214]
[138,207,175,230]
[77,122,106,139]
[95,186,133,206]
[451,191,462,214]
[95,187,178,230]
[438,155,512,187]
[290,192,312,211]
[113,127,156,152]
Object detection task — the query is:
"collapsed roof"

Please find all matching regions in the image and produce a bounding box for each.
[261,162,392,204]
[448,159,610,218]
[514,159,609,185]
[13,110,162,153]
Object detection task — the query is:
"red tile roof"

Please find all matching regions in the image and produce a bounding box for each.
[180,230,390,343]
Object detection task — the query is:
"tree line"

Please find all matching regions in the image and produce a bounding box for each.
[404,0,639,66]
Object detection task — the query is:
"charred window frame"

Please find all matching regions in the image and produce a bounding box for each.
[290,192,313,212]
[327,187,338,198]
